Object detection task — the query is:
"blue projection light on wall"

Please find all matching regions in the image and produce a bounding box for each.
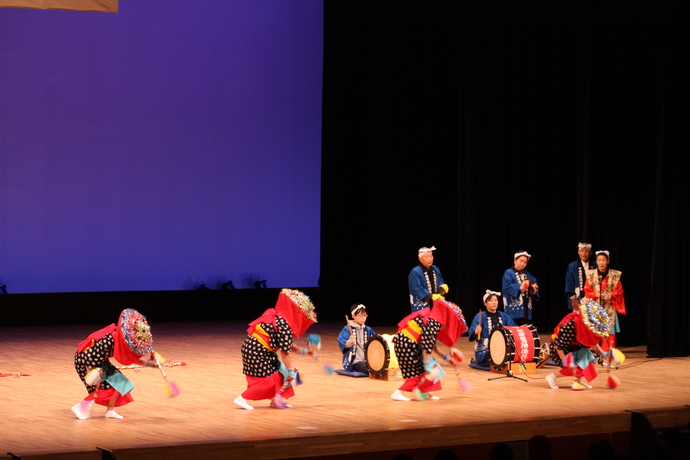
[0,1,323,293]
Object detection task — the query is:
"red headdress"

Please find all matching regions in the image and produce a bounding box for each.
[76,309,153,365]
[248,289,317,338]
[396,307,431,333]
[429,299,468,346]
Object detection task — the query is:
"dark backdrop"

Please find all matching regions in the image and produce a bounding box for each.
[320,2,689,357]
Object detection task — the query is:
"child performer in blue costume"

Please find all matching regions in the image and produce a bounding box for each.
[468,290,516,367]
[391,299,467,401]
[337,304,376,375]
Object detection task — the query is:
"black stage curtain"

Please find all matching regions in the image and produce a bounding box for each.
[321,2,689,356]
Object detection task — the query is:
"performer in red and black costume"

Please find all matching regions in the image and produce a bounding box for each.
[391,299,467,401]
[584,250,626,351]
[234,289,317,410]
[72,308,156,419]
[545,299,611,390]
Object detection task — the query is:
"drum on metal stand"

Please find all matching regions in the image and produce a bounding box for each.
[365,334,399,380]
[488,324,540,374]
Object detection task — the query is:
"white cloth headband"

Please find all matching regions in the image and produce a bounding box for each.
[351,304,366,315]
[514,251,531,259]
[483,290,501,302]
[418,246,436,257]
[596,250,610,257]
[578,243,592,250]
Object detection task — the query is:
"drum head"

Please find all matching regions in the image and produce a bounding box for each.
[489,327,510,370]
[365,335,390,376]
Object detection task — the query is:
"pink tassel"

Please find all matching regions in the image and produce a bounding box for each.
[458,378,472,392]
[165,380,181,398]
[272,394,289,409]
[564,353,576,368]
[80,399,94,411]
[608,375,620,388]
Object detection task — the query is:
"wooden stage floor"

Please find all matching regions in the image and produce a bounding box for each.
[1,321,689,460]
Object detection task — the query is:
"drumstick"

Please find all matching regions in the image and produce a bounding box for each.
[446,348,471,392]
[153,352,181,398]
[117,362,187,371]
[305,334,335,375]
[345,315,353,336]
[604,337,622,388]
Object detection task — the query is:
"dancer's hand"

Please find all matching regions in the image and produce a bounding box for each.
[299,347,314,356]
[287,367,297,381]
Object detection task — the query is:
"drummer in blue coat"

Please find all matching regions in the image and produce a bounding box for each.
[502,251,539,325]
[565,242,595,312]
[408,246,449,312]
[337,304,376,375]
[468,290,517,368]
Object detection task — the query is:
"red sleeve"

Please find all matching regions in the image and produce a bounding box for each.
[584,280,595,300]
[611,281,626,315]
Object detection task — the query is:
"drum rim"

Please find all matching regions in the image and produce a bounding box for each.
[365,334,390,376]
[488,326,511,371]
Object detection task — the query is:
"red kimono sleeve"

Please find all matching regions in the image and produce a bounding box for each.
[611,280,626,315]
[584,280,596,300]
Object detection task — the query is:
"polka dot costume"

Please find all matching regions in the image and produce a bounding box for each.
[549,317,582,367]
[393,317,442,379]
[241,316,293,377]
[74,333,115,393]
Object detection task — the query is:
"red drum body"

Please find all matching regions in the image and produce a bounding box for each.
[488,324,540,371]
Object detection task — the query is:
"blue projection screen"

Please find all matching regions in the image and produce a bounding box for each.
[0,2,323,293]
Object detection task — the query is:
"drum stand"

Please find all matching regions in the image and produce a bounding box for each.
[488,362,528,382]
[488,336,527,382]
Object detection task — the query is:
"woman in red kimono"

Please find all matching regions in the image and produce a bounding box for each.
[584,250,626,350]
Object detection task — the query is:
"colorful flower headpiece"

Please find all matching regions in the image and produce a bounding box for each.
[280,288,317,323]
[119,308,154,355]
[579,298,612,337]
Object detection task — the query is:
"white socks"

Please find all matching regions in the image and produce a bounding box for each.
[71,402,92,420]
[546,374,559,389]
[391,390,411,401]
[234,395,254,410]
[73,402,124,419]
